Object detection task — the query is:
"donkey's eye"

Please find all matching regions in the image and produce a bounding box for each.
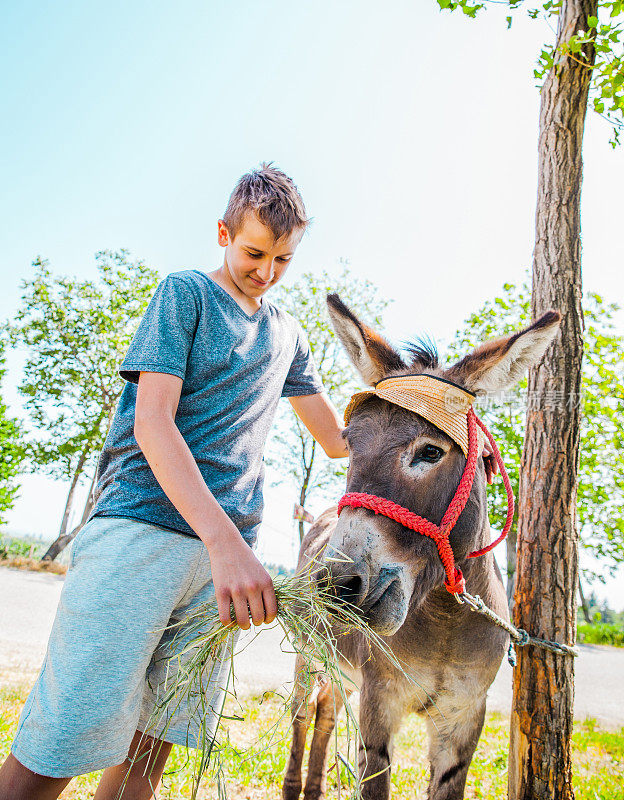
[411,444,444,466]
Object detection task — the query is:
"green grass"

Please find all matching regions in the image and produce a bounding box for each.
[2,683,623,799]
[577,622,624,647]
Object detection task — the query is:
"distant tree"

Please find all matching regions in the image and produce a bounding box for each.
[581,589,602,621]
[579,590,623,624]
[449,281,624,606]
[598,598,615,624]
[0,334,26,524]
[8,251,159,557]
[266,266,390,542]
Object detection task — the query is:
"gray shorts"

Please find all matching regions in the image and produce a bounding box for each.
[11,515,238,778]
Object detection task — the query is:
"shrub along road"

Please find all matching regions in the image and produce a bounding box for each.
[1,565,622,729]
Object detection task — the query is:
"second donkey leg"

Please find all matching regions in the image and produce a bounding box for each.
[303,678,346,800]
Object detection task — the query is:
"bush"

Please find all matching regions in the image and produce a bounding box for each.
[0,535,45,560]
[577,622,624,647]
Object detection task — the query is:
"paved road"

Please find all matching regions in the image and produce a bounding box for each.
[1,566,622,729]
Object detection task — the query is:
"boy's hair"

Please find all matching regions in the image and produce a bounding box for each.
[223,162,310,241]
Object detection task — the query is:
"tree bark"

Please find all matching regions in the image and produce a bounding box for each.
[508,1,596,797]
[42,469,97,561]
[506,525,517,613]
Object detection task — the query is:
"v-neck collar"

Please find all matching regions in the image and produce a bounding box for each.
[197,271,268,322]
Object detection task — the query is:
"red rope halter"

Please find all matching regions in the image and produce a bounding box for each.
[337,408,514,595]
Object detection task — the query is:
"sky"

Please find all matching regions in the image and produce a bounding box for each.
[1,0,623,607]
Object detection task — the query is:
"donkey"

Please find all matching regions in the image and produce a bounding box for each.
[282,294,561,800]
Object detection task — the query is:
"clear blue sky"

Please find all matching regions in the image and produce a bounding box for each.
[1,0,623,605]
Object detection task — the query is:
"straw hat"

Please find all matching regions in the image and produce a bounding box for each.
[344,374,485,457]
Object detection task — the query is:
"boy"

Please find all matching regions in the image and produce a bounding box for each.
[0,164,348,800]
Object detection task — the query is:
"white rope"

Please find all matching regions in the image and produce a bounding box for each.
[458,591,580,666]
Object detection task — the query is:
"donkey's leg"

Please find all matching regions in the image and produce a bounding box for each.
[425,699,486,800]
[357,682,403,800]
[302,678,345,800]
[283,655,319,800]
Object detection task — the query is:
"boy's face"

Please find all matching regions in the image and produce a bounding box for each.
[217,214,303,301]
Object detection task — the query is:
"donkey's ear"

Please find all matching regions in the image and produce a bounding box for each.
[327,294,405,385]
[446,311,562,395]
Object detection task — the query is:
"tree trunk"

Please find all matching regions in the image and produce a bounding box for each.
[508,1,596,797]
[506,525,517,613]
[298,440,316,543]
[57,444,89,536]
[42,469,97,561]
[578,576,592,625]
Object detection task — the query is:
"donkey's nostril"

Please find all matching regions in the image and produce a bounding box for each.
[334,574,363,605]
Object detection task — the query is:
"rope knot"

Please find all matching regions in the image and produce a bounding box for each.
[444,567,466,595]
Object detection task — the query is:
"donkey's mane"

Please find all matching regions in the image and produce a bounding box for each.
[402,335,439,370]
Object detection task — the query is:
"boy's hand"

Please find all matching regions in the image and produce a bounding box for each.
[208,531,278,630]
[482,442,499,485]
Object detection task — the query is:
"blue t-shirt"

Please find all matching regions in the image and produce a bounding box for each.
[90,270,324,544]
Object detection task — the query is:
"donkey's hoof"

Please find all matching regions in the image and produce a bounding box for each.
[303,789,325,800]
[282,779,302,800]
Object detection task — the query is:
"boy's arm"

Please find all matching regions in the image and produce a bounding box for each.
[134,371,277,630]
[288,393,348,458]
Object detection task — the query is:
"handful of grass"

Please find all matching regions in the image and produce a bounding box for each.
[126,565,416,800]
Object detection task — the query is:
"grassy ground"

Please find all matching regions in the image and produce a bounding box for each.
[1,682,622,799]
